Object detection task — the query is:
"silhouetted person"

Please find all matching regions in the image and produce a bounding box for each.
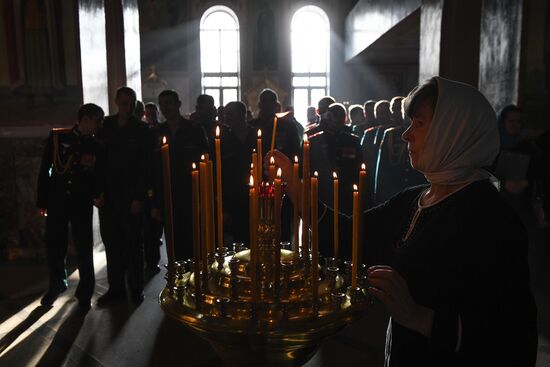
[390,96,405,126]
[361,100,393,203]
[144,102,160,126]
[37,103,105,311]
[220,101,256,243]
[305,96,336,137]
[249,89,300,163]
[284,105,305,143]
[193,94,217,145]
[349,104,366,133]
[363,99,376,129]
[306,106,317,127]
[143,102,162,273]
[97,86,149,306]
[135,100,145,121]
[310,102,362,219]
[492,105,544,228]
[152,90,209,262]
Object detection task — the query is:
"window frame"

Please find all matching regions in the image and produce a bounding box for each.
[291,5,331,124]
[199,6,240,107]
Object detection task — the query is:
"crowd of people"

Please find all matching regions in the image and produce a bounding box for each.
[36,77,545,365]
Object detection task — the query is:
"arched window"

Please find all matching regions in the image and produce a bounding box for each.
[200,6,240,107]
[291,6,330,125]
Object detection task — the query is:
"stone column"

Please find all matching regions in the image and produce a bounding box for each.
[478,0,524,112]
[104,0,142,113]
[419,0,481,86]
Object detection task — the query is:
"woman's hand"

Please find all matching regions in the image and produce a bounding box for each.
[368,265,434,337]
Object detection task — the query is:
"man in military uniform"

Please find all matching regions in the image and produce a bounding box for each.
[152,89,209,261]
[37,103,105,310]
[220,101,256,243]
[97,86,150,305]
[191,94,217,146]
[142,102,162,273]
[309,103,363,254]
[304,96,336,138]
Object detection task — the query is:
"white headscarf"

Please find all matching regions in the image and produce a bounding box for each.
[416,76,500,185]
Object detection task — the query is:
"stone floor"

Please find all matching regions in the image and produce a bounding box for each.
[1,227,549,367]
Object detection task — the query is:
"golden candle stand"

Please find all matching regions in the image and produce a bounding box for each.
[160,183,371,366]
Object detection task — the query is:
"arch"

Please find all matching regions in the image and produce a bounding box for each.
[200,5,240,107]
[291,5,330,125]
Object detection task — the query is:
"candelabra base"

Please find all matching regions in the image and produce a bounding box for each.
[160,287,365,366]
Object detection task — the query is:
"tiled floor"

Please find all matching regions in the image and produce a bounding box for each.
[1,226,549,367]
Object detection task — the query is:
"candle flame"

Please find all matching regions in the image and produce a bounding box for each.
[249,175,254,186]
[201,154,206,161]
[258,129,262,138]
[361,163,366,171]
[314,171,318,177]
[277,168,282,178]
[215,125,220,138]
[270,156,275,165]
[192,163,197,170]
[294,155,299,163]
[353,184,358,191]
[162,136,167,144]
[333,172,338,179]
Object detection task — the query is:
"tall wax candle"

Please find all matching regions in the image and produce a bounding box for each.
[311,172,319,301]
[333,172,339,259]
[352,184,359,289]
[249,175,258,301]
[191,163,201,296]
[257,129,263,183]
[199,156,208,280]
[293,156,299,257]
[301,135,310,258]
[270,116,278,153]
[358,163,367,261]
[161,137,175,268]
[215,126,223,254]
[269,156,276,182]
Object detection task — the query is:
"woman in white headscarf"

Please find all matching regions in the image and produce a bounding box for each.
[270,76,537,366]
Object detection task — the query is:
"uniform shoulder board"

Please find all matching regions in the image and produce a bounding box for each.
[308,130,325,140]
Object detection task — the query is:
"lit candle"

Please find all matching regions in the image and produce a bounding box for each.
[274,168,282,293]
[191,163,201,297]
[257,129,263,183]
[269,156,276,182]
[333,172,339,259]
[274,168,282,243]
[292,156,299,257]
[199,156,208,280]
[311,171,319,301]
[249,175,257,301]
[358,163,366,261]
[270,116,278,153]
[215,126,223,254]
[301,134,310,258]
[161,137,175,268]
[352,184,359,288]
